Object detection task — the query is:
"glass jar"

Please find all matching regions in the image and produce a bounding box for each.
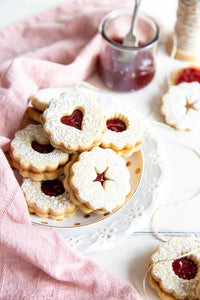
[97,10,159,92]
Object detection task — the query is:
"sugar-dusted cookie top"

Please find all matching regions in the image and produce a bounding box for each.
[101,106,144,154]
[42,89,106,153]
[161,82,200,131]
[67,146,130,212]
[22,176,76,217]
[10,124,69,173]
[31,87,69,111]
[150,237,200,299]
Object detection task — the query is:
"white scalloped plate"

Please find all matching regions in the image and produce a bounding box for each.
[13,86,165,253]
[31,125,165,253]
[26,88,165,253]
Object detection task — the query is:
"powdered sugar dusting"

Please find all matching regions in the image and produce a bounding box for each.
[161,82,200,131]
[101,105,144,150]
[70,147,130,212]
[42,90,106,151]
[11,124,69,172]
[22,177,75,212]
[151,237,200,298]
[31,87,71,110]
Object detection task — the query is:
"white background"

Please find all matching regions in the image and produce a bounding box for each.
[1,0,200,298]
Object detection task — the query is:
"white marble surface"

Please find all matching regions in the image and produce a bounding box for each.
[1,0,200,298]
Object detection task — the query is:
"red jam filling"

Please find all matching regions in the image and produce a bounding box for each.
[41,179,65,197]
[97,37,155,92]
[61,109,83,130]
[93,172,107,187]
[176,68,200,85]
[106,118,126,132]
[31,141,54,154]
[172,257,197,280]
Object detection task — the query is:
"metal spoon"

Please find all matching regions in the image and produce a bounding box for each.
[123,0,142,47]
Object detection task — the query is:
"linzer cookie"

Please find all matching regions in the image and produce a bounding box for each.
[171,66,200,86]
[22,176,77,219]
[161,82,200,131]
[26,106,43,123]
[10,124,69,174]
[149,237,200,300]
[13,159,65,182]
[31,87,70,111]
[41,89,106,153]
[26,88,69,123]
[64,147,131,214]
[100,107,144,157]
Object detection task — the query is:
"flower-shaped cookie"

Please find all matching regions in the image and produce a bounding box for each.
[64,147,130,213]
[42,90,106,152]
[10,124,69,173]
[22,176,76,219]
[101,106,144,157]
[149,237,200,300]
[161,82,200,131]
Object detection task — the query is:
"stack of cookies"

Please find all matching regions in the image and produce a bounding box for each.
[9,87,144,220]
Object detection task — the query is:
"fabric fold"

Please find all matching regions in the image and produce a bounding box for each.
[0,0,142,299]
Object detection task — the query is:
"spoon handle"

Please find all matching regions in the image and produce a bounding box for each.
[129,0,142,34]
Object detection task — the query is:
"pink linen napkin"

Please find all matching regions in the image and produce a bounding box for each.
[0,0,143,299]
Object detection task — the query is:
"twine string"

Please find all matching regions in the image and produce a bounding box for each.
[150,190,200,242]
[175,0,200,53]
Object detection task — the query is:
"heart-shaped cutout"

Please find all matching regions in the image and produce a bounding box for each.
[107,118,126,132]
[31,141,54,154]
[61,109,83,130]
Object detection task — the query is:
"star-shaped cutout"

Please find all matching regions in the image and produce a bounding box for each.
[93,168,112,188]
[185,101,196,113]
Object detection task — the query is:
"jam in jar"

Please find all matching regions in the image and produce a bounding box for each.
[98,10,159,92]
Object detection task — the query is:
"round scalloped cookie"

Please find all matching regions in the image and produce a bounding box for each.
[21,176,77,219]
[149,237,200,300]
[171,66,200,86]
[64,147,130,213]
[41,90,106,153]
[30,87,69,111]
[161,82,200,131]
[100,106,144,157]
[10,124,69,173]
[63,154,105,214]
